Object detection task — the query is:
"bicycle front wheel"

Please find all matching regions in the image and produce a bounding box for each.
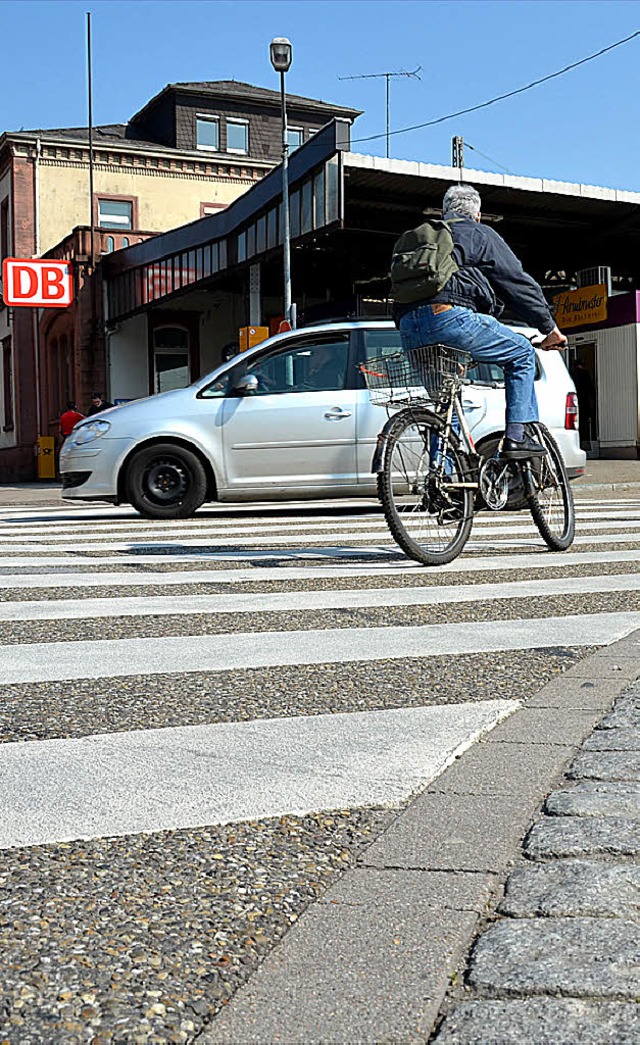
[378,407,474,566]
[525,423,575,550]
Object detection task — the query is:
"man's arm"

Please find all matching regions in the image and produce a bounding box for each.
[477,225,566,346]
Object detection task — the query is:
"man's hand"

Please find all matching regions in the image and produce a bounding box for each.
[539,325,568,351]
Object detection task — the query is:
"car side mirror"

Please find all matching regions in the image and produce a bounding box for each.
[233,373,259,396]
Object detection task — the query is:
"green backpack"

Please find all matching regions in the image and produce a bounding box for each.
[390,218,460,304]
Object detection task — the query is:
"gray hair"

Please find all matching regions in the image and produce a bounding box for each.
[442,184,481,220]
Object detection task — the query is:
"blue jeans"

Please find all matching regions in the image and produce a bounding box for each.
[398,305,539,424]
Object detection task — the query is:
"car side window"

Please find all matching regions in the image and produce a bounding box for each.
[362,329,404,362]
[238,335,351,396]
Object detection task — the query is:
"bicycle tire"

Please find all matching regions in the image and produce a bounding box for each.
[378,406,474,566]
[524,423,575,550]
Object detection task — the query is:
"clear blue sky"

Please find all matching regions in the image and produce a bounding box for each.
[1,0,639,190]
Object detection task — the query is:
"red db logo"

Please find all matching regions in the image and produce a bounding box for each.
[2,258,74,308]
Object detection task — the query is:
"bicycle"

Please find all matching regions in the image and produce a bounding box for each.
[360,344,576,566]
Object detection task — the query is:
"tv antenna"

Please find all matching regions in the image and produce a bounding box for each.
[339,66,421,159]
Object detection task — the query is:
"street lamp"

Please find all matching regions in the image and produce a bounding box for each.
[270,36,294,328]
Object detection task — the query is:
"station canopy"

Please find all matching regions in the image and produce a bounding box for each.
[103,119,640,326]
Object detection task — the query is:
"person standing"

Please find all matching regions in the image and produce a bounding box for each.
[87,392,114,416]
[59,401,85,442]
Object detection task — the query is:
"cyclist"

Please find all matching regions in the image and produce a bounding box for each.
[393,183,568,459]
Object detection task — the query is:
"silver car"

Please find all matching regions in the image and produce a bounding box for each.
[60,319,586,518]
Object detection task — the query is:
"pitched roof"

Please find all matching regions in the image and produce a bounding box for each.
[130,79,362,124]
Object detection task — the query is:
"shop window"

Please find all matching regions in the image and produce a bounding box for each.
[98,198,133,230]
[227,119,249,154]
[197,115,220,151]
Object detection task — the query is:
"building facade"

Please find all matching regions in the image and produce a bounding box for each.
[0,81,360,480]
[100,130,640,459]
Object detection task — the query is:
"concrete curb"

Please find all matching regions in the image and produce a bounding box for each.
[198,633,640,1044]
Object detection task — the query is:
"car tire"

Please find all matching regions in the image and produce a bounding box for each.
[125,443,208,519]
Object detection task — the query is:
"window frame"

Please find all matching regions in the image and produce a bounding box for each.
[286,126,304,151]
[95,195,136,231]
[226,118,249,155]
[196,114,221,152]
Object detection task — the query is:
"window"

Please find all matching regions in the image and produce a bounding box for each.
[122,237,129,248]
[363,329,403,363]
[2,336,14,431]
[98,198,133,230]
[196,115,220,151]
[287,127,303,151]
[105,236,115,253]
[227,119,249,154]
[237,335,350,396]
[0,198,9,263]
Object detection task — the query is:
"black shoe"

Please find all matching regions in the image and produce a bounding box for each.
[500,435,547,460]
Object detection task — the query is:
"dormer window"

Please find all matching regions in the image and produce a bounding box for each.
[226,119,249,155]
[196,115,220,151]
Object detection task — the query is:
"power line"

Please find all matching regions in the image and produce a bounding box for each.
[465,142,515,176]
[351,29,640,145]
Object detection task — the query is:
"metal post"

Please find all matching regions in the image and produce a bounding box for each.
[385,74,390,159]
[87,12,95,269]
[280,70,293,327]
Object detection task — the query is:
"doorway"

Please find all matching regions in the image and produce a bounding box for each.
[568,340,598,447]
[153,326,190,394]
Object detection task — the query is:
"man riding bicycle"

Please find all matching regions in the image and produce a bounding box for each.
[393,183,568,459]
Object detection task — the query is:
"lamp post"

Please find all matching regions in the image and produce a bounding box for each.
[269,36,294,328]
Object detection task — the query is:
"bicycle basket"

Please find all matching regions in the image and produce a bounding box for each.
[359,344,472,405]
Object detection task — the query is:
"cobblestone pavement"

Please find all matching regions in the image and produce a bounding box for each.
[433,679,640,1045]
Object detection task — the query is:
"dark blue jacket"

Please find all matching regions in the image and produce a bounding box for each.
[394,216,556,334]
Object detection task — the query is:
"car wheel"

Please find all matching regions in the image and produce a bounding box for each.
[125,443,208,519]
[476,436,528,511]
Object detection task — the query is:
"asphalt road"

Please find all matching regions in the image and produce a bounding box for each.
[0,488,638,1042]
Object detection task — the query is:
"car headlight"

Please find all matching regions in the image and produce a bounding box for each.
[69,419,111,446]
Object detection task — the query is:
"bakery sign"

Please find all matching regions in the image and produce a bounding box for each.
[552,283,607,329]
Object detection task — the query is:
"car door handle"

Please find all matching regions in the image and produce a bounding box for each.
[324,408,352,420]
[462,401,482,410]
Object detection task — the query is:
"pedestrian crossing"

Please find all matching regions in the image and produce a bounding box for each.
[0,494,639,849]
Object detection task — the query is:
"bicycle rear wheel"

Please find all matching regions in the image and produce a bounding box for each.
[378,407,474,566]
[525,423,575,550]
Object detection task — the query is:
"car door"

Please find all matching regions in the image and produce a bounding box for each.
[354,327,489,484]
[219,331,358,496]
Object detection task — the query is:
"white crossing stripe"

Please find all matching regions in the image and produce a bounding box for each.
[1,506,638,539]
[1,611,638,685]
[0,529,638,569]
[2,573,639,621]
[2,519,639,552]
[1,548,639,588]
[0,701,517,848]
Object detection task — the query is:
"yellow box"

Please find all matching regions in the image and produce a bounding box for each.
[36,436,56,480]
[239,325,269,352]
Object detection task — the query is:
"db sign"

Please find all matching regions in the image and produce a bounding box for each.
[2,258,74,308]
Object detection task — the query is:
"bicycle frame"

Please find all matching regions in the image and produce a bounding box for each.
[430,392,480,490]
